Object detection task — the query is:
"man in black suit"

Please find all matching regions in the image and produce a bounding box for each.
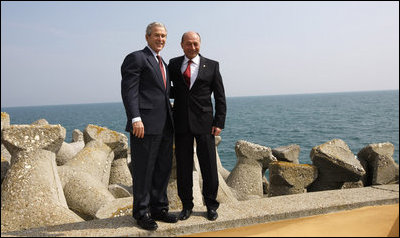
[121,22,178,231]
[168,31,227,221]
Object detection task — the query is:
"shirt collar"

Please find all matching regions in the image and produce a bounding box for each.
[147,46,161,58]
[183,54,200,65]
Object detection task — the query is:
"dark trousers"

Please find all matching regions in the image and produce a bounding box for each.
[130,120,173,219]
[175,133,219,211]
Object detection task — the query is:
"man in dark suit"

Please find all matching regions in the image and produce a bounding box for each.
[168,31,227,221]
[121,22,178,231]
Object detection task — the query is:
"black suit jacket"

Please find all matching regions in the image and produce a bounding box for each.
[169,55,226,134]
[121,47,173,134]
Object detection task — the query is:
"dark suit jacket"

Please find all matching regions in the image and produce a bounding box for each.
[169,55,226,134]
[121,47,173,134]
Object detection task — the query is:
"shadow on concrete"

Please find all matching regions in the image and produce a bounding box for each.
[388,215,399,237]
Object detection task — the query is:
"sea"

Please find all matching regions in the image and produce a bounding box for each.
[2,90,399,173]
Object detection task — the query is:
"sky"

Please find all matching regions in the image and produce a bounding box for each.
[1,1,399,107]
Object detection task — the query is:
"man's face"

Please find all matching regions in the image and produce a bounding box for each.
[146,26,167,53]
[181,32,201,59]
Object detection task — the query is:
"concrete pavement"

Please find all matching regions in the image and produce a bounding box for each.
[184,204,399,237]
[1,184,398,237]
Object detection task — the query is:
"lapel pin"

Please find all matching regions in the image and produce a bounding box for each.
[203,65,206,68]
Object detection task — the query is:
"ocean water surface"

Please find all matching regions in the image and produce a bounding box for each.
[2,90,399,172]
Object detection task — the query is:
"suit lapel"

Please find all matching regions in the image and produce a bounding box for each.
[176,56,188,88]
[143,47,165,90]
[191,55,206,90]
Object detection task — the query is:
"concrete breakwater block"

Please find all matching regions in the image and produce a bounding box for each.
[269,161,318,196]
[60,169,116,219]
[226,140,277,200]
[83,124,128,160]
[109,157,132,189]
[56,141,85,166]
[108,184,132,198]
[358,142,399,185]
[57,140,117,219]
[1,149,83,232]
[61,140,114,186]
[1,112,10,130]
[1,124,66,164]
[309,139,365,191]
[1,111,398,233]
[272,144,300,164]
[95,197,133,219]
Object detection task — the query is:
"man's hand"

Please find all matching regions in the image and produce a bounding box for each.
[211,126,222,136]
[132,121,145,138]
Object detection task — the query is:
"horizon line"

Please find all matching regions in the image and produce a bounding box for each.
[1,89,398,109]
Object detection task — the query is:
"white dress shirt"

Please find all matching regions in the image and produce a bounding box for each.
[181,55,200,89]
[147,46,167,79]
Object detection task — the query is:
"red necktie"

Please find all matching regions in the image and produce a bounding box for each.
[183,60,192,88]
[157,55,166,89]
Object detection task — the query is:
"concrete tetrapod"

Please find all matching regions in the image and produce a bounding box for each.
[309,139,366,192]
[268,161,318,196]
[358,142,399,186]
[1,124,83,232]
[226,140,277,200]
[58,140,132,219]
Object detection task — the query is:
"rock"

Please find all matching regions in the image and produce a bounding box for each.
[108,184,132,198]
[272,144,300,164]
[1,124,66,164]
[56,140,85,166]
[71,129,84,142]
[358,142,399,186]
[95,197,133,219]
[83,124,128,160]
[60,170,115,219]
[1,149,83,232]
[308,139,365,192]
[1,112,11,169]
[62,140,114,186]
[57,140,121,220]
[262,176,269,195]
[268,161,318,196]
[341,180,364,189]
[1,122,81,231]
[216,171,239,203]
[31,118,49,126]
[109,158,132,188]
[226,140,277,200]
[1,112,10,130]
[1,144,11,163]
[56,129,85,166]
[1,156,10,185]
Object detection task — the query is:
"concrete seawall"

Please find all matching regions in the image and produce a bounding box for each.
[1,184,398,237]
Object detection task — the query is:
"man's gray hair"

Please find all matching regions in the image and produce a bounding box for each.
[146,22,167,36]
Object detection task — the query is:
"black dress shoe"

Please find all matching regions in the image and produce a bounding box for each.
[179,209,192,220]
[151,209,178,223]
[207,209,218,221]
[137,213,158,230]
